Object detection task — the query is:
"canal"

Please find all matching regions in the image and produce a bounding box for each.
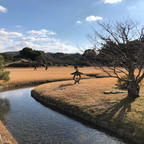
[0,87,126,144]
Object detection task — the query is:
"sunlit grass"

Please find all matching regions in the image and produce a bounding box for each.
[1,66,106,85]
[34,78,144,143]
[0,121,17,144]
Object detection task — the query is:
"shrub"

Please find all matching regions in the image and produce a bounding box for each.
[0,55,10,82]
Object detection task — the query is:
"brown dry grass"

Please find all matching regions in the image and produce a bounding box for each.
[34,78,144,142]
[34,78,122,112]
[3,66,105,85]
[0,121,17,144]
[2,66,143,85]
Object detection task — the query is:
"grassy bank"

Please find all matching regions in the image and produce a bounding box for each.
[32,78,144,144]
[0,121,17,144]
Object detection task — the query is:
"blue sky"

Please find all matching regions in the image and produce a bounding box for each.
[0,0,144,53]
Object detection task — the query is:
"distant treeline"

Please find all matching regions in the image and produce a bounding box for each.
[0,47,97,67]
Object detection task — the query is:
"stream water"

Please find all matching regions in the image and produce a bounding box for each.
[0,87,126,144]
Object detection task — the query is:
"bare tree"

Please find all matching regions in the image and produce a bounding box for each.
[91,21,144,98]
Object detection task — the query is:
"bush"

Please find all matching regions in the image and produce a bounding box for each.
[0,71,10,81]
[0,55,10,82]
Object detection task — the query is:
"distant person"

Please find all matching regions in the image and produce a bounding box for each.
[74,65,78,70]
[34,65,37,71]
[45,65,48,70]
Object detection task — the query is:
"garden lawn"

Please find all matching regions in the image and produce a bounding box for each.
[33,78,144,144]
[2,66,105,85]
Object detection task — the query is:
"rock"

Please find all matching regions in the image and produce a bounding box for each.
[104,91,112,94]
[111,91,125,94]
[104,91,126,94]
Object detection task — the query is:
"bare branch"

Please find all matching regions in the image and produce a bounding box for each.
[88,20,144,97]
[137,72,144,84]
[100,66,117,78]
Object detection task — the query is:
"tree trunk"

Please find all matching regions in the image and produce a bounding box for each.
[128,66,140,98]
[128,81,140,98]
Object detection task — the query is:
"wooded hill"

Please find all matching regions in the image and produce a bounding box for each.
[0,47,95,67]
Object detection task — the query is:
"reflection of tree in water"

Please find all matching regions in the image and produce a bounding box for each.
[0,98,10,121]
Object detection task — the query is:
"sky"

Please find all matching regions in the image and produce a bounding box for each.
[0,0,144,53]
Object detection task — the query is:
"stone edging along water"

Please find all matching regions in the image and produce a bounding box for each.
[31,90,142,144]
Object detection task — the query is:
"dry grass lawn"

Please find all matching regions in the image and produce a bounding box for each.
[2,66,106,85]
[34,78,126,114]
[34,78,144,143]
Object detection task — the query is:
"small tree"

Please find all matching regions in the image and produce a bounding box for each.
[82,49,97,65]
[0,55,10,82]
[91,21,144,98]
[20,47,44,60]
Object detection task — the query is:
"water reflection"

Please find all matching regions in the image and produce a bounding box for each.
[0,88,126,144]
[0,98,10,121]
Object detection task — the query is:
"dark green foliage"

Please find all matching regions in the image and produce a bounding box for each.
[0,55,10,82]
[97,41,119,66]
[3,48,99,67]
[97,40,141,67]
[20,47,44,60]
[82,49,97,61]
[46,52,82,66]
[0,71,10,81]
[0,53,14,62]
[81,49,97,66]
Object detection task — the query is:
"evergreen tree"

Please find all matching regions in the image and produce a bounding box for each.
[0,55,10,82]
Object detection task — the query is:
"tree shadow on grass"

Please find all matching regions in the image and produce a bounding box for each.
[53,83,74,91]
[98,96,135,122]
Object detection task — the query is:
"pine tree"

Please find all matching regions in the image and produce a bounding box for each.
[0,55,10,82]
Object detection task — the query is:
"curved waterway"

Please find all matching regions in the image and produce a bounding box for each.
[0,88,126,144]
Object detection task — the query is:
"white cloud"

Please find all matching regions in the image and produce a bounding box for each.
[0,28,23,38]
[0,28,81,53]
[104,0,122,4]
[28,29,56,37]
[76,21,82,24]
[86,16,103,22]
[0,5,7,13]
